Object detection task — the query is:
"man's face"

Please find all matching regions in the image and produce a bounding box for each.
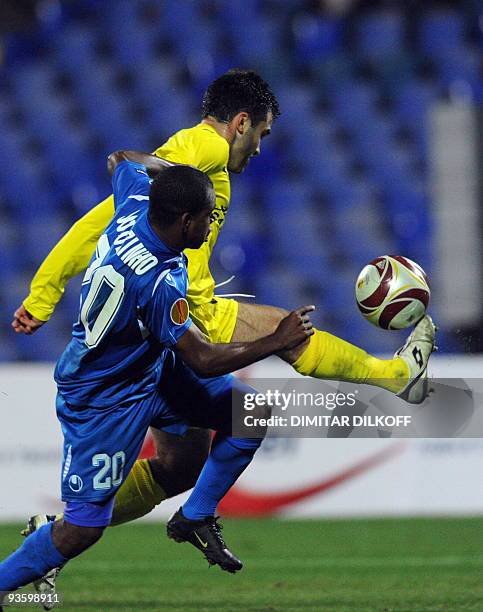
[227,111,273,174]
[184,189,216,249]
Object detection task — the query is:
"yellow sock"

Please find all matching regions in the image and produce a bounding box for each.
[292,329,409,394]
[110,459,167,526]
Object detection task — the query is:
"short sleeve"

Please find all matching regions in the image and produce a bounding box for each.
[143,271,192,347]
[112,161,151,211]
[154,127,230,214]
[154,125,229,175]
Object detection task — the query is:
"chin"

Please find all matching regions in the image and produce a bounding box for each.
[228,159,250,174]
[231,163,249,174]
[228,165,242,174]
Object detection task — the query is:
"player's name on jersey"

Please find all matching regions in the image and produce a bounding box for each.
[114,211,158,275]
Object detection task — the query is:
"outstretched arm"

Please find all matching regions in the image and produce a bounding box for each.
[175,306,315,378]
[14,194,115,333]
[12,152,177,334]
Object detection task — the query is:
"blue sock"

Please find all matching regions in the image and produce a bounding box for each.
[182,434,261,520]
[0,522,68,591]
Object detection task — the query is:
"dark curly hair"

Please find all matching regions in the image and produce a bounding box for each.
[201,69,280,127]
[149,166,214,229]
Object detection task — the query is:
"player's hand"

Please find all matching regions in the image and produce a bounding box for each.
[273,305,315,350]
[11,305,46,335]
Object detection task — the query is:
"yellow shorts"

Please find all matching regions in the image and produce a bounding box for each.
[189,297,239,344]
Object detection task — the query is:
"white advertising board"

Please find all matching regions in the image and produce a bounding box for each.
[0,357,482,521]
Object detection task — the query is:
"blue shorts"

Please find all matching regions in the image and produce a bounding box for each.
[57,352,254,515]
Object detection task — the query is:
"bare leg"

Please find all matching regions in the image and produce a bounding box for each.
[52,520,104,559]
[148,427,212,496]
[232,301,412,394]
[232,302,308,362]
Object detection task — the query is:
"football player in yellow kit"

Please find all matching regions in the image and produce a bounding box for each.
[13,70,435,563]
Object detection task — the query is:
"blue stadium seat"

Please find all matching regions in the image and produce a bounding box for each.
[214,185,267,283]
[217,0,261,39]
[295,252,332,287]
[73,64,126,123]
[330,81,377,129]
[264,179,313,215]
[351,115,397,151]
[436,49,481,92]
[223,184,258,229]
[98,0,159,68]
[0,129,59,213]
[331,225,379,266]
[22,217,70,266]
[384,187,431,257]
[142,84,197,136]
[21,98,71,144]
[254,266,305,311]
[392,80,436,134]
[418,10,466,58]
[266,207,332,286]
[134,58,179,101]
[276,85,316,120]
[322,178,373,210]
[229,18,281,65]
[54,24,99,72]
[354,9,405,60]
[10,61,57,109]
[320,275,356,318]
[308,154,351,195]
[240,138,282,187]
[284,119,333,169]
[161,2,202,39]
[171,20,219,62]
[268,213,323,258]
[292,14,342,64]
[0,217,19,283]
[108,21,156,68]
[2,273,36,329]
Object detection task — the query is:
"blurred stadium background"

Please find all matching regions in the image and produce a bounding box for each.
[0,0,482,359]
[1,1,483,609]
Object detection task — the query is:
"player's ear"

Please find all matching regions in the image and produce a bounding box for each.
[234,112,250,135]
[181,212,192,233]
[180,212,192,243]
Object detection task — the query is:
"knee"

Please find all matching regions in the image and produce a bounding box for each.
[150,429,212,496]
[52,519,105,559]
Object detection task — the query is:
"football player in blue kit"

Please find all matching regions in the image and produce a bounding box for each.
[0,150,314,590]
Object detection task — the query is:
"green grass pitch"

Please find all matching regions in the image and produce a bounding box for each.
[1,517,483,611]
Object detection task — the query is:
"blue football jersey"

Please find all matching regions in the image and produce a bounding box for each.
[55,161,192,407]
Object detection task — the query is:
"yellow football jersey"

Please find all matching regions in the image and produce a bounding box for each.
[23,123,230,320]
[154,123,230,306]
